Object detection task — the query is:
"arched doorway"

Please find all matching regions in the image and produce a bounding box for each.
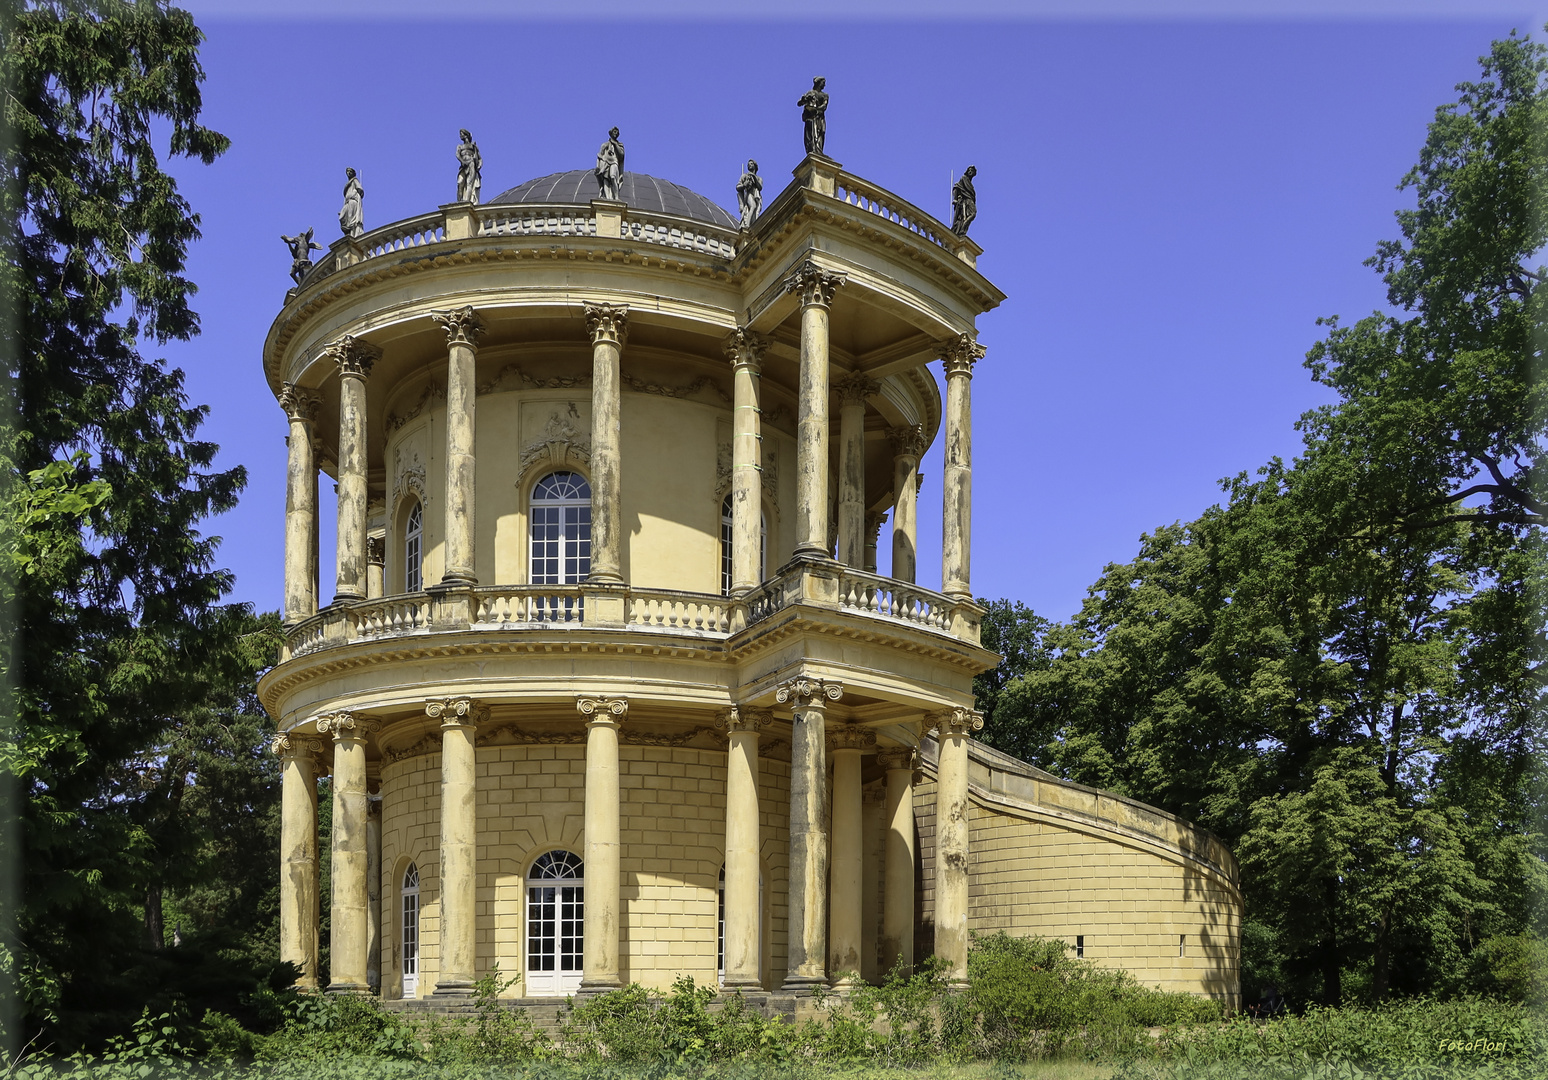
[526,850,584,996]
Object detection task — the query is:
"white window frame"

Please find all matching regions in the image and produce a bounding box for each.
[404,501,423,593]
[719,494,767,596]
[526,850,585,997]
[401,863,420,998]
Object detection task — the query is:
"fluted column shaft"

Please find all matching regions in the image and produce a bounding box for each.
[320,711,377,992]
[280,385,322,622]
[724,330,767,592]
[776,677,843,990]
[889,427,924,584]
[585,305,628,584]
[434,307,484,585]
[275,734,322,987]
[941,335,983,599]
[430,697,482,994]
[785,262,846,557]
[721,707,767,988]
[879,748,917,976]
[829,727,871,986]
[327,337,379,604]
[835,374,876,568]
[578,696,627,991]
[930,709,982,986]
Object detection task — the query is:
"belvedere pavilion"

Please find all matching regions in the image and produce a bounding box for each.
[261,118,1242,1008]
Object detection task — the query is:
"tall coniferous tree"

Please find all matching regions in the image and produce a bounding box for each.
[0,0,247,1050]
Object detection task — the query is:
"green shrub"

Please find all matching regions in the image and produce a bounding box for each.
[1469,935,1548,1006]
[252,993,420,1062]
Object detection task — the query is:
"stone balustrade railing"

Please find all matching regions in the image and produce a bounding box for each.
[477,204,598,239]
[282,565,979,660]
[834,170,971,263]
[360,212,446,258]
[621,209,738,259]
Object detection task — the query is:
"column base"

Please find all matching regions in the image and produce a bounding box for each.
[325,980,371,995]
[576,978,623,997]
[432,979,475,997]
[438,571,478,586]
[828,973,861,991]
[329,592,365,606]
[720,976,763,991]
[779,973,828,995]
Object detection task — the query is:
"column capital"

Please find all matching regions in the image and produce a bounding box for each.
[316,711,381,742]
[939,333,986,380]
[322,334,381,380]
[827,724,875,752]
[834,371,879,407]
[927,707,984,738]
[427,696,488,729]
[583,302,629,348]
[782,258,847,309]
[577,695,629,726]
[888,424,927,460]
[722,327,769,371]
[431,305,486,348]
[775,677,843,709]
[718,705,773,733]
[877,747,918,771]
[272,731,325,760]
[279,382,323,423]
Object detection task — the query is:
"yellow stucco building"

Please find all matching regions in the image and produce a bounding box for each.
[261,133,1241,1009]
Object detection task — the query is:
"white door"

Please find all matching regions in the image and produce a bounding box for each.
[401,863,420,998]
[526,850,584,996]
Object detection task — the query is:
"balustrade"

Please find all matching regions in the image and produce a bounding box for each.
[361,213,446,258]
[834,172,955,252]
[836,569,952,632]
[351,595,429,638]
[477,206,597,238]
[626,590,729,633]
[474,586,585,625]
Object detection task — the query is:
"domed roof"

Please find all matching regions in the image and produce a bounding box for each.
[489,170,737,230]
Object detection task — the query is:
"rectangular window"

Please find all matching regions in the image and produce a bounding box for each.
[1075,935,1084,959]
[1179,934,1186,957]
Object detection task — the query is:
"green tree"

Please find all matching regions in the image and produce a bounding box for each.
[0,0,250,1052]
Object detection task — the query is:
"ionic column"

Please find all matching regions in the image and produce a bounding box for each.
[318,711,380,992]
[774,676,843,990]
[584,304,628,584]
[274,733,323,987]
[366,536,385,599]
[834,373,877,568]
[877,747,917,976]
[324,336,380,604]
[940,335,984,599]
[432,307,485,585]
[828,724,873,987]
[723,328,768,593]
[719,706,770,989]
[429,697,485,995]
[929,708,982,986]
[577,695,628,991]
[888,426,925,584]
[280,384,323,622]
[783,260,846,557]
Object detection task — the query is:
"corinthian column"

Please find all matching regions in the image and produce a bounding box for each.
[828,724,873,987]
[888,426,925,584]
[428,697,484,995]
[323,336,380,604]
[274,732,323,987]
[929,708,982,986]
[280,384,322,622]
[431,307,485,586]
[783,260,846,557]
[723,328,768,593]
[584,304,628,584]
[719,706,770,989]
[577,695,627,991]
[940,334,984,599]
[318,711,380,993]
[877,747,917,976]
[834,373,877,569]
[774,676,843,990]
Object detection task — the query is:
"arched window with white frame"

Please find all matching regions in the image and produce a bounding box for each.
[530,472,590,618]
[401,863,420,998]
[404,501,424,593]
[719,493,767,596]
[526,850,584,996]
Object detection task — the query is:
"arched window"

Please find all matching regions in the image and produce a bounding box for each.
[719,494,767,596]
[404,501,423,593]
[526,850,584,996]
[531,472,590,621]
[401,863,420,998]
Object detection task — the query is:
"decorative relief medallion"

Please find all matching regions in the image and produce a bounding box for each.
[927,707,984,738]
[321,334,381,379]
[279,383,322,424]
[940,333,986,379]
[781,258,846,309]
[392,443,428,512]
[774,677,844,710]
[834,372,879,407]
[426,697,488,729]
[583,302,629,347]
[576,696,629,724]
[430,305,485,348]
[519,405,591,475]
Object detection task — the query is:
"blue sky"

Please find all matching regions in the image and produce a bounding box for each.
[162,5,1534,622]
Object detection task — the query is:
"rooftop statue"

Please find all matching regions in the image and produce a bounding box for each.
[595,126,625,202]
[339,167,364,239]
[736,159,762,229]
[798,77,829,157]
[951,165,978,238]
[456,129,482,205]
[281,227,323,285]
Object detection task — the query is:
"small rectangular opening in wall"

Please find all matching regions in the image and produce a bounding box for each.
[1179,934,1186,956]
[1075,935,1084,958]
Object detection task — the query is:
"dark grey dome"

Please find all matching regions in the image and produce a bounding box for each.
[489,170,737,230]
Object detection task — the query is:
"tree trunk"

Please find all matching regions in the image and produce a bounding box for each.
[1373,909,1391,1001]
[143,882,164,951]
[1321,876,1341,1007]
